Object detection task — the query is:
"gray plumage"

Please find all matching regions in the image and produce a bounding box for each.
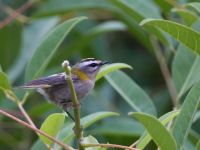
[20,59,109,111]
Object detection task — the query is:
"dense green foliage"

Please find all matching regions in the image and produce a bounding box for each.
[1,0,200,150]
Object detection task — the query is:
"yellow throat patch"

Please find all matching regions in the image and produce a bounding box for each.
[72,68,90,81]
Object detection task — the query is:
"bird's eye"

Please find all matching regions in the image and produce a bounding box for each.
[89,63,98,67]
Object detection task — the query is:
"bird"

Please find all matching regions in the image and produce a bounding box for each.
[20,58,109,120]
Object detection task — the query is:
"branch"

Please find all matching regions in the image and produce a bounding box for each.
[0,108,74,150]
[62,60,84,150]
[0,1,32,29]
[17,102,36,128]
[82,143,138,150]
[150,36,178,107]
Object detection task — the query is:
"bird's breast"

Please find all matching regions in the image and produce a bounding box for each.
[74,79,95,99]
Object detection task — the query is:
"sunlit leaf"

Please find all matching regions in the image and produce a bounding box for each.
[0,70,11,91]
[172,81,200,149]
[140,19,200,55]
[136,110,179,149]
[105,70,157,116]
[96,63,132,81]
[25,17,87,82]
[83,135,106,150]
[130,112,177,150]
[39,113,65,146]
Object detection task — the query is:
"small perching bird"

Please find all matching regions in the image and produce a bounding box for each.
[20,58,109,118]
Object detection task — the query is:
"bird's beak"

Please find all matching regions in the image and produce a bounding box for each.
[100,61,110,66]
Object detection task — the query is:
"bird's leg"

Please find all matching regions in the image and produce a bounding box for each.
[65,110,75,121]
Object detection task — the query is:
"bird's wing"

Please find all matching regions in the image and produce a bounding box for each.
[20,73,67,89]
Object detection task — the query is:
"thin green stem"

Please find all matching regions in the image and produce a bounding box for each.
[62,60,84,150]
[0,108,74,150]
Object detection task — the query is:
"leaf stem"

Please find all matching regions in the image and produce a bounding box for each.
[62,60,84,150]
[82,143,138,150]
[150,36,178,107]
[0,108,74,150]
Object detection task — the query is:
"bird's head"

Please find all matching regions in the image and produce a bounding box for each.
[72,58,109,80]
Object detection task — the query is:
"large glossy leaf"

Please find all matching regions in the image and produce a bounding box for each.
[39,113,65,147]
[25,17,86,82]
[105,70,157,116]
[8,17,59,83]
[136,110,179,149]
[130,112,177,150]
[140,19,200,55]
[172,21,200,99]
[172,81,200,149]
[55,112,118,149]
[96,63,132,81]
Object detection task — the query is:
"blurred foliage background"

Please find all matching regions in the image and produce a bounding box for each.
[1,0,200,150]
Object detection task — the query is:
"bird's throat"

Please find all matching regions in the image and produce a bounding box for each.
[72,68,90,81]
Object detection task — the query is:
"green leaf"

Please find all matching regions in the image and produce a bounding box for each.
[172,21,200,98]
[130,112,177,150]
[0,70,11,91]
[31,140,47,150]
[83,135,106,150]
[0,23,22,71]
[96,63,132,81]
[172,45,200,98]
[25,17,87,82]
[172,9,198,26]
[154,0,172,14]
[39,113,65,146]
[110,0,173,48]
[185,2,200,14]
[57,112,118,147]
[90,117,144,137]
[35,0,114,17]
[196,140,200,150]
[110,0,161,22]
[136,110,180,149]
[62,21,127,57]
[8,17,59,83]
[105,70,157,116]
[140,19,200,55]
[172,81,200,149]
